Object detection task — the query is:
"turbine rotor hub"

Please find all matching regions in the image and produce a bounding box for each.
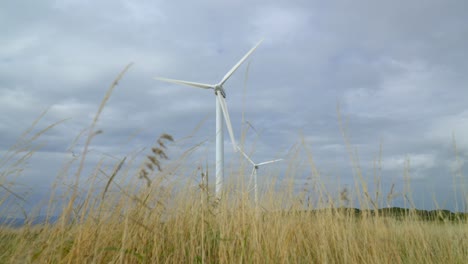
[214,85,226,98]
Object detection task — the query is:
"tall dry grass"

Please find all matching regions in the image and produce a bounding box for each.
[0,65,467,263]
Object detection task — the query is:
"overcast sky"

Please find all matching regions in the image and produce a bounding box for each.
[1,0,467,214]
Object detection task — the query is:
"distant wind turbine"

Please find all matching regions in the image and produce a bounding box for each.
[237,146,282,206]
[154,40,263,199]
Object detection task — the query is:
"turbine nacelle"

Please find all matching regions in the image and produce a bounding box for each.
[214,85,226,98]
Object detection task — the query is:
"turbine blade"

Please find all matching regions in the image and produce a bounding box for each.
[217,94,237,151]
[237,145,255,166]
[154,77,214,90]
[219,39,263,86]
[257,159,283,166]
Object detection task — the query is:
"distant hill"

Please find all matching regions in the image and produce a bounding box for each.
[376,207,467,221]
[306,207,468,221]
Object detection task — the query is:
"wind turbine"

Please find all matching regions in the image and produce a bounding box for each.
[237,146,282,206]
[154,40,263,199]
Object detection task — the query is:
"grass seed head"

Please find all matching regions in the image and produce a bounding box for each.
[145,162,154,171]
[152,148,168,159]
[160,133,174,142]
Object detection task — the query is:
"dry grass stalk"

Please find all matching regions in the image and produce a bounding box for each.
[102,157,127,200]
[63,63,133,225]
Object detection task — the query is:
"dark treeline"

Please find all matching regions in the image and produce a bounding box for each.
[266,207,468,222]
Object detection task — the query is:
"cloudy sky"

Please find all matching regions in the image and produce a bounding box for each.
[1,0,467,213]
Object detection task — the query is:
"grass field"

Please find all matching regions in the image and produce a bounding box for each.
[1,65,467,263]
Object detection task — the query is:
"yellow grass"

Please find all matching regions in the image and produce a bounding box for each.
[0,65,467,263]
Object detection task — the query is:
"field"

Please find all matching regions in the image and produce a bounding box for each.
[1,66,467,263]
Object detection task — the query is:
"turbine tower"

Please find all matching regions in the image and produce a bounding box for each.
[237,146,282,206]
[154,40,263,199]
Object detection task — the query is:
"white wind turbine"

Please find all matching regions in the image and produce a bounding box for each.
[154,40,263,199]
[237,146,282,206]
